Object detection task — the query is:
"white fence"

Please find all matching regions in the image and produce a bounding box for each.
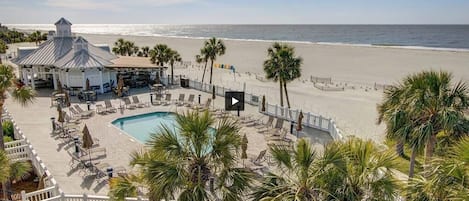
[38,193,149,201]
[187,79,260,106]
[260,103,343,140]
[3,109,62,201]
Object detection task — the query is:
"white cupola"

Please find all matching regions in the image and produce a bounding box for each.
[54,17,72,37]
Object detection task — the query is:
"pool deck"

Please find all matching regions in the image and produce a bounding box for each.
[5,87,332,195]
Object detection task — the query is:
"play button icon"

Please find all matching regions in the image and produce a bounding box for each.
[225,91,245,111]
[231,97,239,105]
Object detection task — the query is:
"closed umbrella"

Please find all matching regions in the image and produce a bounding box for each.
[56,79,63,93]
[117,76,124,97]
[212,85,216,100]
[261,95,266,112]
[86,78,90,91]
[297,111,304,132]
[82,124,94,163]
[64,92,71,107]
[241,134,248,167]
[57,105,64,132]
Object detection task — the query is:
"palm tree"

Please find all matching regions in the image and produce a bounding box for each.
[168,49,182,85]
[195,47,209,83]
[202,37,226,84]
[109,111,255,201]
[252,137,399,201]
[124,41,137,56]
[140,46,150,57]
[29,31,42,45]
[149,44,171,66]
[0,150,32,200]
[406,137,469,200]
[112,38,126,56]
[0,64,35,199]
[263,43,303,108]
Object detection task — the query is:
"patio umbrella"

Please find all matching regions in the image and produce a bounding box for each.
[64,92,71,107]
[261,95,266,112]
[241,134,248,167]
[82,124,94,162]
[86,78,90,91]
[297,110,304,132]
[56,79,63,93]
[117,76,124,97]
[212,85,216,100]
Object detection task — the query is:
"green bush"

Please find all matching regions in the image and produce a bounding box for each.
[2,120,14,138]
[3,136,13,143]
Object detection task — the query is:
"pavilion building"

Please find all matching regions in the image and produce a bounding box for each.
[13,18,166,94]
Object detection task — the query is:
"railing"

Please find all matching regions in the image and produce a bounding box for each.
[260,103,343,141]
[39,193,149,201]
[187,79,260,106]
[3,109,61,200]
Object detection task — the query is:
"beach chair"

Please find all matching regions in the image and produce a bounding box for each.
[104,100,117,113]
[123,97,137,109]
[251,150,267,166]
[152,94,162,106]
[185,94,195,107]
[96,104,107,115]
[176,94,185,106]
[163,94,172,106]
[262,118,285,134]
[64,112,81,124]
[255,116,274,129]
[74,105,94,118]
[69,107,92,119]
[132,96,149,108]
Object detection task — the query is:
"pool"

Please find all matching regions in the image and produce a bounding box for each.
[112,112,178,143]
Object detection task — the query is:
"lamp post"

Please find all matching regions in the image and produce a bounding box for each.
[73,136,80,155]
[86,101,91,111]
[198,94,201,104]
[150,93,153,104]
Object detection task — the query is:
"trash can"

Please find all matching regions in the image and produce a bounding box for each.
[180,79,189,88]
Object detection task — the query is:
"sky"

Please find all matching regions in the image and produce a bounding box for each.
[1,0,469,24]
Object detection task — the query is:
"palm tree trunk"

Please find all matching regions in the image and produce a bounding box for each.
[396,140,405,156]
[279,80,284,108]
[408,146,417,179]
[283,81,291,108]
[425,134,437,164]
[201,62,208,83]
[209,60,214,85]
[171,64,174,86]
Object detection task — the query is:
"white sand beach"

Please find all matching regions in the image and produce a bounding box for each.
[75,33,469,143]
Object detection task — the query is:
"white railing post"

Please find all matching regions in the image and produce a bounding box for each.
[275,105,278,116]
[307,112,311,127]
[21,190,26,201]
[319,116,323,129]
[83,193,88,201]
[60,192,65,201]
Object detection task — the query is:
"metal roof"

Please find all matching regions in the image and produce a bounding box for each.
[55,18,72,25]
[55,49,113,69]
[14,37,117,68]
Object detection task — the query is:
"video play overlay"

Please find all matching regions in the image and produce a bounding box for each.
[225,91,245,111]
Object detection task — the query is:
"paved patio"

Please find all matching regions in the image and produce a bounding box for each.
[5,86,332,195]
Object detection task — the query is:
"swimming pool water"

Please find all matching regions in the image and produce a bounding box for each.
[112,112,178,143]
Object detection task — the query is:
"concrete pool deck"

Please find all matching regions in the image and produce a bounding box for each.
[5,87,332,195]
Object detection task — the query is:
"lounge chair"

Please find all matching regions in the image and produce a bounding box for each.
[132,96,149,108]
[96,104,107,115]
[261,118,285,134]
[185,94,195,107]
[152,94,162,106]
[176,94,185,106]
[256,116,275,130]
[163,94,172,106]
[69,107,92,119]
[64,112,81,124]
[251,150,267,166]
[74,105,94,118]
[123,97,137,109]
[104,100,117,113]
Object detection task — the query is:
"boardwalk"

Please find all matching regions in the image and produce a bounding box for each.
[5,87,332,196]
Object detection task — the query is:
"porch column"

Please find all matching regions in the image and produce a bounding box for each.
[21,68,28,85]
[66,70,70,87]
[99,68,104,94]
[30,67,36,89]
[82,70,86,90]
[52,68,57,90]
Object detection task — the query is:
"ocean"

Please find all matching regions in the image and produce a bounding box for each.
[6,24,469,50]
